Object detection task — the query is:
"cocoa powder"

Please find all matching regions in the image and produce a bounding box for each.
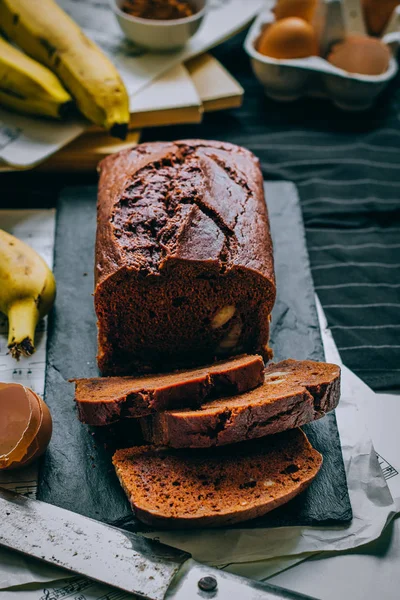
[122,0,194,20]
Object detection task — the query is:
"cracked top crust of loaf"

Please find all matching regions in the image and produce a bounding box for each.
[96,139,275,291]
[95,140,276,374]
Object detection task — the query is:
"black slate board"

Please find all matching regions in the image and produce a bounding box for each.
[38,182,352,530]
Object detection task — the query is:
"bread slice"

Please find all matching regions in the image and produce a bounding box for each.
[112,428,323,528]
[140,359,340,448]
[73,354,264,426]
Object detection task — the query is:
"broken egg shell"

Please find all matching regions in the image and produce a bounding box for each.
[0,382,33,457]
[13,389,53,469]
[27,390,52,462]
[0,383,38,469]
[362,0,399,37]
[0,383,52,470]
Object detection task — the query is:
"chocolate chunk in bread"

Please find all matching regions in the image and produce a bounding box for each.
[73,354,264,426]
[95,140,275,375]
[112,428,323,528]
[140,360,340,448]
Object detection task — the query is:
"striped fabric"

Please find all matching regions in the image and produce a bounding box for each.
[256,127,400,390]
[307,227,400,388]
[256,127,400,389]
[143,32,400,390]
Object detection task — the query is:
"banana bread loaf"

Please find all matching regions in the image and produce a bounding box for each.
[95,140,275,375]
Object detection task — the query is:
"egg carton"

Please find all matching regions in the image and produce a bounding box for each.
[244,0,400,110]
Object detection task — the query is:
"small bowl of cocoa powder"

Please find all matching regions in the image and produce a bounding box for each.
[111,0,207,51]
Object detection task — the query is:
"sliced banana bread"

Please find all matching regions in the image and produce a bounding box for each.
[95,140,275,375]
[73,354,264,426]
[112,428,323,528]
[140,359,340,448]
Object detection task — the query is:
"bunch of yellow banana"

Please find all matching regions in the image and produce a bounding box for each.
[0,0,129,136]
[0,37,72,119]
[0,229,56,360]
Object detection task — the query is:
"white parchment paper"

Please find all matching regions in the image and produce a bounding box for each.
[225,298,400,584]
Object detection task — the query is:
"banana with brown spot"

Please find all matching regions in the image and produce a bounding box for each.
[0,0,129,136]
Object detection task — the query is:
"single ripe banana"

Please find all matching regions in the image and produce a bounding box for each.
[0,229,56,360]
[0,36,72,119]
[0,0,130,137]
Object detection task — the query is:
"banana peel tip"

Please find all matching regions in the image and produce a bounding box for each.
[8,338,35,360]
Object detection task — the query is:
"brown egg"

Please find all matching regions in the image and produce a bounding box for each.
[0,383,52,470]
[274,0,318,24]
[327,35,391,75]
[257,17,319,59]
[362,0,399,37]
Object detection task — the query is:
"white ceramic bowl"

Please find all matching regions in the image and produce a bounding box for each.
[111,0,207,51]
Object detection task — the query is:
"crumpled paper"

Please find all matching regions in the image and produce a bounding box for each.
[224,297,400,583]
